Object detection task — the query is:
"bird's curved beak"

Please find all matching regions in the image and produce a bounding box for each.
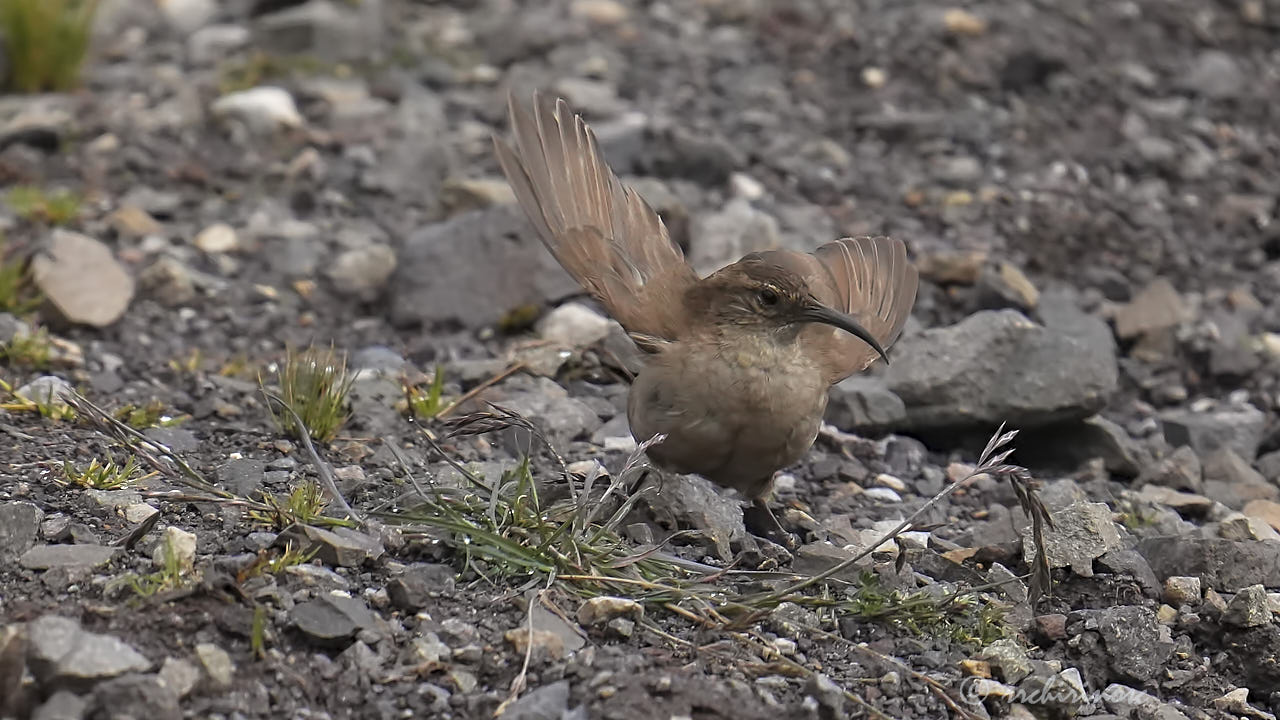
[801,303,890,364]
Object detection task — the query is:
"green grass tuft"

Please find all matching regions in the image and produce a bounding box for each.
[6,186,82,225]
[0,0,98,93]
[0,326,52,369]
[61,455,147,490]
[0,235,41,315]
[402,365,448,421]
[263,344,355,444]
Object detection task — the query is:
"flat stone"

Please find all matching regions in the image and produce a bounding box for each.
[1161,404,1266,462]
[31,230,134,328]
[825,375,908,433]
[19,544,117,570]
[1078,606,1175,683]
[86,673,179,720]
[1137,537,1280,591]
[0,501,44,562]
[292,593,378,647]
[1022,502,1123,577]
[276,524,383,568]
[1113,278,1188,339]
[194,643,234,689]
[27,616,151,691]
[886,309,1117,432]
[386,563,456,611]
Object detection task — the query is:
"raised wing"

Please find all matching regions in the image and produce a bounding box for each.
[493,91,699,343]
[760,236,918,383]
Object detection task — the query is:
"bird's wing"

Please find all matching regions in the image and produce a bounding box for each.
[493,91,699,343]
[757,236,918,383]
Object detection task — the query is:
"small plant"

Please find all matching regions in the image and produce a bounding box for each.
[113,533,191,598]
[0,326,52,369]
[263,344,355,444]
[238,542,318,582]
[113,399,188,430]
[402,366,447,421]
[5,186,82,225]
[0,235,41,315]
[249,479,351,530]
[61,455,148,490]
[0,0,99,93]
[217,51,331,95]
[0,377,76,421]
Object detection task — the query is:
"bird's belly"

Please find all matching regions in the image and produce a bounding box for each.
[626,345,828,493]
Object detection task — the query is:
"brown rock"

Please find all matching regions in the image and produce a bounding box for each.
[1113,278,1188,339]
[31,230,134,327]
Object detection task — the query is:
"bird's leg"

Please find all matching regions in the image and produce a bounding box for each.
[748,496,799,551]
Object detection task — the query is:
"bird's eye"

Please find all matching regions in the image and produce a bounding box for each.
[759,288,779,306]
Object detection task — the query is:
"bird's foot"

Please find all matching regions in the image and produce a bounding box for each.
[745,497,799,551]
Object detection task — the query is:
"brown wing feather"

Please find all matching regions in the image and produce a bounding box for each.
[786,236,918,383]
[492,91,699,341]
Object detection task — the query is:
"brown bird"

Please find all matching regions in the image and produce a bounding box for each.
[493,92,919,545]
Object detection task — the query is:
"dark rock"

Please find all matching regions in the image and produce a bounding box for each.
[86,674,179,720]
[19,545,117,571]
[276,524,383,568]
[1077,606,1174,683]
[1020,416,1145,478]
[1136,537,1280,590]
[1161,404,1267,462]
[142,427,199,454]
[501,680,572,720]
[1138,446,1202,493]
[825,376,907,434]
[1223,585,1271,628]
[216,458,265,496]
[0,501,44,562]
[27,616,151,692]
[292,594,378,647]
[884,309,1117,432]
[1096,549,1160,598]
[388,206,580,330]
[386,563,457,611]
[32,689,85,720]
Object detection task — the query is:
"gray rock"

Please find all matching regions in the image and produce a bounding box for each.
[27,616,151,691]
[194,643,234,689]
[1021,502,1124,577]
[31,230,134,327]
[1179,50,1245,100]
[1113,278,1188,339]
[186,24,250,65]
[32,689,86,720]
[389,206,580,330]
[292,593,378,647]
[1137,537,1280,590]
[1257,449,1280,483]
[351,346,406,372]
[19,544,117,571]
[137,257,197,306]
[15,375,74,412]
[886,309,1117,431]
[211,87,304,133]
[804,673,845,719]
[1,624,26,713]
[688,198,781,275]
[216,458,264,496]
[253,0,384,63]
[157,657,200,698]
[978,639,1033,684]
[638,474,746,561]
[538,302,611,349]
[495,377,603,446]
[386,563,456,611]
[142,427,199,454]
[347,374,404,437]
[0,501,44,562]
[1139,445,1202,492]
[1097,549,1160,597]
[1021,416,1144,478]
[1078,606,1175,683]
[276,524,383,568]
[325,243,396,301]
[825,376,907,433]
[1163,576,1202,606]
[86,674,179,720]
[501,680,572,720]
[1224,585,1271,627]
[1161,404,1267,462]
[527,588,586,654]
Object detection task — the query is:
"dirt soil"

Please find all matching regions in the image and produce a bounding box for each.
[3,0,1280,719]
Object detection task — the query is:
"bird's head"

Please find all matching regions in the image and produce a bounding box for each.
[690,256,890,364]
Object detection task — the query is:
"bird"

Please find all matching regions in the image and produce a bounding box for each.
[492,91,919,546]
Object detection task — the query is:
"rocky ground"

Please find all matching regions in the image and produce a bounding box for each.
[2,0,1280,718]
